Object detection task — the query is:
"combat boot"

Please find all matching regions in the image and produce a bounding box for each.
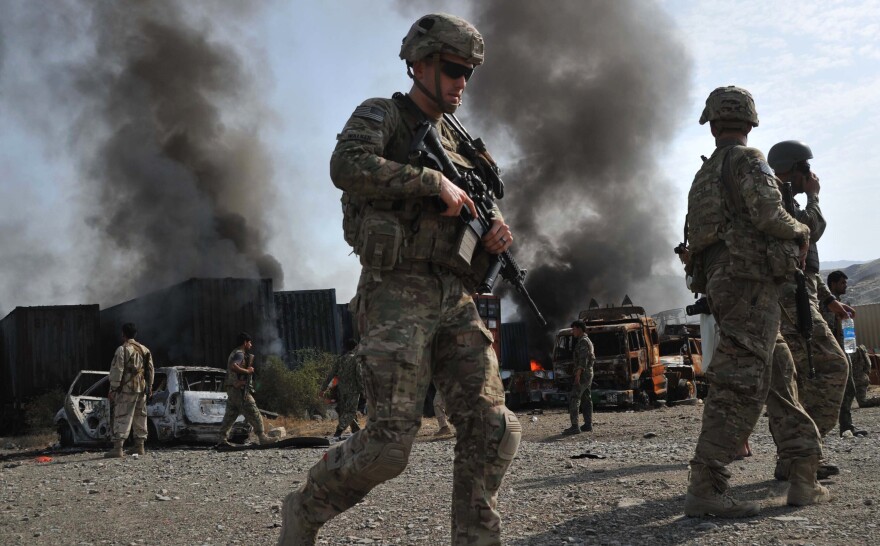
[278,490,319,546]
[126,439,145,456]
[787,456,832,506]
[103,440,124,459]
[816,460,839,480]
[684,464,760,518]
[773,458,790,481]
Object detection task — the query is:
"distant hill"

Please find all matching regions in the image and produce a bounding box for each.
[820,258,880,306]
[820,260,868,270]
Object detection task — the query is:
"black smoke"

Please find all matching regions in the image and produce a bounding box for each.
[399,1,693,351]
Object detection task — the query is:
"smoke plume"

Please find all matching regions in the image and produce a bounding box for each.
[70,0,282,304]
[455,1,693,350]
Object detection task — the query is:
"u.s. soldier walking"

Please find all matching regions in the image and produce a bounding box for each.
[682,86,830,518]
[105,322,154,458]
[279,13,521,546]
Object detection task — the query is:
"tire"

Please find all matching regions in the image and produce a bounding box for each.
[678,379,696,400]
[58,421,74,447]
[146,421,159,445]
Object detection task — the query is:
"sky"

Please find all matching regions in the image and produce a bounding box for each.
[1,0,878,320]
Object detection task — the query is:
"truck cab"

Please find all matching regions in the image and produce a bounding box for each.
[553,305,667,408]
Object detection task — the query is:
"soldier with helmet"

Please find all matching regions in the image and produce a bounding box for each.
[681,86,830,518]
[278,13,521,546]
[765,140,852,480]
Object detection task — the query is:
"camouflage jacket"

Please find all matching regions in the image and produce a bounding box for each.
[109,339,154,394]
[330,93,502,281]
[324,351,364,396]
[224,348,251,389]
[788,194,825,274]
[572,334,595,374]
[687,142,809,280]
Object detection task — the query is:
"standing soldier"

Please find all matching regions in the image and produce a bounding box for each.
[217,332,273,446]
[766,141,850,479]
[279,13,521,546]
[562,320,595,435]
[105,322,154,458]
[322,339,364,439]
[823,270,877,434]
[682,86,828,518]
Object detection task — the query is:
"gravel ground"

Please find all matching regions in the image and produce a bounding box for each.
[1,403,879,545]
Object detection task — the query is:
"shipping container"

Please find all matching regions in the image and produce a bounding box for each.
[100,278,276,369]
[275,289,343,366]
[337,303,355,346]
[474,294,502,361]
[0,305,100,433]
[853,303,880,353]
[501,322,530,372]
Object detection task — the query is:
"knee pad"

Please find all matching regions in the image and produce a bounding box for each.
[488,406,521,461]
[360,442,409,481]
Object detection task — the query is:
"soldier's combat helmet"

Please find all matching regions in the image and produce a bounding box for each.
[399,13,484,66]
[699,86,759,128]
[400,13,483,114]
[768,140,813,174]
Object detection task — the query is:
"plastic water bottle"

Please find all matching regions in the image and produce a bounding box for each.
[842,315,856,353]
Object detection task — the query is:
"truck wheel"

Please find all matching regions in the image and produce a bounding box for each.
[678,379,696,400]
[58,421,74,447]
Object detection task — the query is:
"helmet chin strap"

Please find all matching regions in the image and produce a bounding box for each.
[407,53,459,115]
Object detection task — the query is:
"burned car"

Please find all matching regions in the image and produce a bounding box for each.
[55,366,250,446]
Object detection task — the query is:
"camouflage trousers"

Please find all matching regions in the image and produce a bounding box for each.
[852,351,880,408]
[295,269,521,546]
[219,387,264,440]
[691,266,820,487]
[111,391,148,441]
[766,337,823,460]
[336,388,360,431]
[779,306,848,437]
[433,389,449,429]
[568,372,593,428]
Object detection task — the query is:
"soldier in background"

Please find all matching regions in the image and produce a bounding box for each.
[322,339,364,439]
[562,320,595,435]
[105,322,154,458]
[824,270,877,435]
[217,332,273,446]
[279,13,521,546]
[433,386,452,436]
[682,86,828,518]
[765,141,850,479]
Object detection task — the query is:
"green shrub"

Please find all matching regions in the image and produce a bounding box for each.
[256,350,335,418]
[23,388,66,430]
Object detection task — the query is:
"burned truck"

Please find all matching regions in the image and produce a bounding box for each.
[553,305,667,408]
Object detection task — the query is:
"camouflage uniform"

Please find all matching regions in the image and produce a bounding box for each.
[684,86,819,515]
[218,348,265,441]
[568,334,595,429]
[109,339,154,441]
[775,199,848,437]
[324,351,364,432]
[850,345,879,407]
[285,35,520,546]
[822,299,880,415]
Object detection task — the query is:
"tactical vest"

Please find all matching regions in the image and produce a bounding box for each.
[122,341,146,392]
[341,93,488,282]
[687,145,797,285]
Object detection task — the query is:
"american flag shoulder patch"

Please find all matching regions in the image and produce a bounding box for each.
[352,105,386,123]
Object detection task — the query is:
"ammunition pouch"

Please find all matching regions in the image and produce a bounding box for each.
[357,210,404,271]
[767,239,801,282]
[686,254,708,294]
[341,192,362,248]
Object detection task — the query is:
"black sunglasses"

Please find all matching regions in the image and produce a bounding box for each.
[439,60,474,82]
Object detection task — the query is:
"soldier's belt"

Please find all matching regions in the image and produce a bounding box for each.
[393,261,454,276]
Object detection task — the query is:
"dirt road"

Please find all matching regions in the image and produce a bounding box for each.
[1,404,878,545]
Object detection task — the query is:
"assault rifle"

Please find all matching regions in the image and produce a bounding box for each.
[781,181,815,379]
[242,352,255,396]
[411,119,547,326]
